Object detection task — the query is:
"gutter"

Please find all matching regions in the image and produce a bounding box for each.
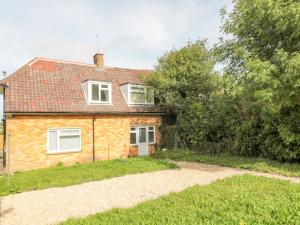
[5,112,166,116]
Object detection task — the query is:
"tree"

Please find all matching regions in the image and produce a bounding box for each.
[146,40,226,151]
[220,0,300,160]
[149,0,300,161]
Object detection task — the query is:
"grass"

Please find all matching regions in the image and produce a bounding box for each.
[153,149,300,177]
[0,157,177,196]
[61,175,300,225]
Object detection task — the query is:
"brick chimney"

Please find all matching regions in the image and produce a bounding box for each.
[93,53,104,69]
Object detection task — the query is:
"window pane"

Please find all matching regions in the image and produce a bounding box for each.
[139,128,146,143]
[101,84,109,88]
[148,127,154,131]
[130,132,136,144]
[130,92,145,104]
[131,86,145,92]
[92,84,99,101]
[59,135,80,150]
[148,131,154,143]
[60,130,80,136]
[146,87,154,103]
[131,127,136,131]
[48,131,57,151]
[101,89,109,102]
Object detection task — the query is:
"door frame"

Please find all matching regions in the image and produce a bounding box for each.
[137,126,148,156]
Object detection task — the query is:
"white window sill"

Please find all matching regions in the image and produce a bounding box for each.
[129,143,156,146]
[47,149,81,155]
[130,144,138,146]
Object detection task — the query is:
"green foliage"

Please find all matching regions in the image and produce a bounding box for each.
[149,0,300,162]
[0,157,177,196]
[220,0,300,161]
[61,175,300,225]
[146,40,226,152]
[159,124,176,149]
[146,40,217,107]
[153,149,300,177]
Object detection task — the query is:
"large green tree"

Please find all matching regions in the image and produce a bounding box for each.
[149,0,300,162]
[146,40,227,151]
[220,0,300,160]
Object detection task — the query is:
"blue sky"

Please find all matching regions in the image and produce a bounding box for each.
[0,0,233,75]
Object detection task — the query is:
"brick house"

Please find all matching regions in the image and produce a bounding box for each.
[0,54,164,172]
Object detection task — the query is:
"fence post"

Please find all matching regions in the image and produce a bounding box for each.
[7,131,10,185]
[107,144,110,160]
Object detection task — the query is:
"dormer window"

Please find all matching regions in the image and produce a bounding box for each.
[128,84,154,105]
[88,81,112,104]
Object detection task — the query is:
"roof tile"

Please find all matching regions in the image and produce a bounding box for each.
[1,58,162,114]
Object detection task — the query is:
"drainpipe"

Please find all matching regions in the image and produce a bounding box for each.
[92,117,95,162]
[0,83,8,168]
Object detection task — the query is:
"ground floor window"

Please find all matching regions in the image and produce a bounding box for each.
[130,126,156,145]
[148,126,155,144]
[130,127,137,145]
[47,128,81,153]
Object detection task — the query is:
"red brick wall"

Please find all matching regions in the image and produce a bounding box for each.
[6,115,161,172]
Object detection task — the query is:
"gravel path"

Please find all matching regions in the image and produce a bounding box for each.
[1,162,299,225]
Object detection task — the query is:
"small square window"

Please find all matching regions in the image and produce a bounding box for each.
[88,82,111,104]
[129,85,154,105]
[47,129,81,153]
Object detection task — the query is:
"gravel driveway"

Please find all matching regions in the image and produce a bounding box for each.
[1,162,299,225]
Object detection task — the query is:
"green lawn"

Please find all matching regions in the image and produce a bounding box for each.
[61,175,300,225]
[0,157,176,196]
[153,149,300,177]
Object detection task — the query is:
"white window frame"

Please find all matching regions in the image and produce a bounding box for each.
[128,84,154,105]
[130,126,156,146]
[130,127,138,145]
[47,128,82,154]
[148,126,156,144]
[88,81,112,104]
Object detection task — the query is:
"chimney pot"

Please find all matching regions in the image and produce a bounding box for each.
[93,53,104,70]
[3,71,7,77]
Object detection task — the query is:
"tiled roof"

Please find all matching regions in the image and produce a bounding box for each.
[1,57,163,114]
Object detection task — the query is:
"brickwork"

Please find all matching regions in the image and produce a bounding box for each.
[0,133,3,150]
[6,115,161,172]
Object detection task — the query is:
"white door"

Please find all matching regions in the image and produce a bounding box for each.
[138,127,148,156]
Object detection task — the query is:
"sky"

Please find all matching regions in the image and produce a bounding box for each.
[0,0,233,118]
[0,0,233,76]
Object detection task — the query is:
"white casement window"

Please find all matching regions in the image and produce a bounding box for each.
[130,127,137,145]
[148,126,155,144]
[88,81,112,104]
[128,84,154,105]
[130,126,156,145]
[47,128,81,154]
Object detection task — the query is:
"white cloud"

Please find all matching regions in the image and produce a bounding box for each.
[0,0,233,74]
